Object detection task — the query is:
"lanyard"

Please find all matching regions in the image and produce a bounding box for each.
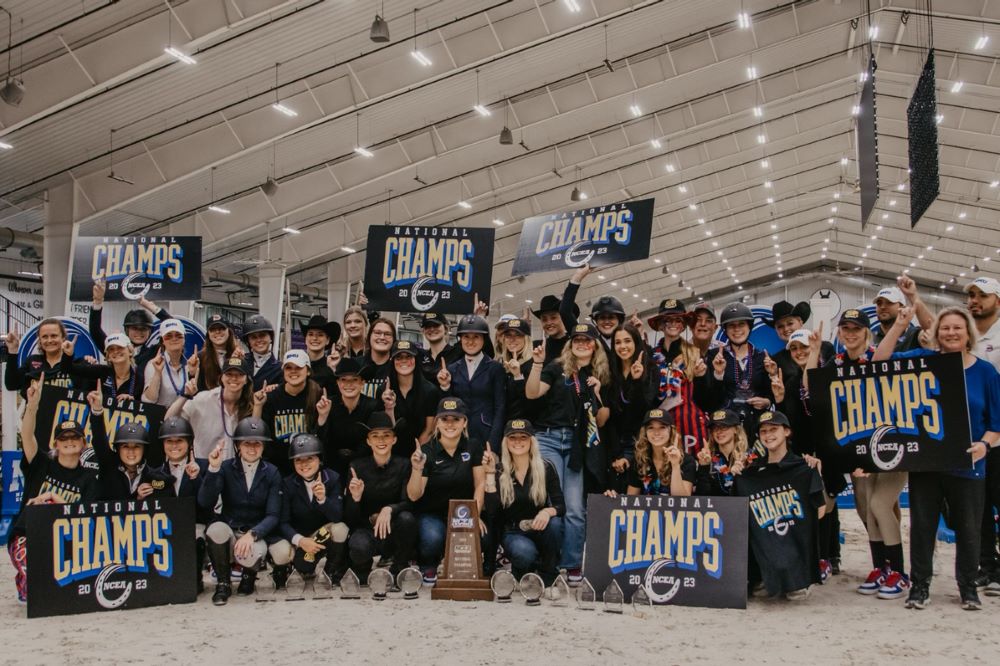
[727,342,754,389]
[164,356,188,397]
[219,390,235,438]
[108,366,136,400]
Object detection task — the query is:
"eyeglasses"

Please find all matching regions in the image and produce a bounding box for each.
[372,331,393,339]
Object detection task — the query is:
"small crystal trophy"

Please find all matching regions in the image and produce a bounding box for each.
[519,573,544,606]
[490,570,516,603]
[339,568,361,599]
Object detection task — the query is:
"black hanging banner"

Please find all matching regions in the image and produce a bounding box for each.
[857,56,879,229]
[69,236,202,302]
[511,199,654,275]
[25,497,197,618]
[34,386,167,467]
[582,493,749,609]
[907,50,939,227]
[807,351,972,473]
[363,225,494,314]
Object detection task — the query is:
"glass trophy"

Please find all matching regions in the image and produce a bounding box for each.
[397,567,423,600]
[576,578,596,610]
[284,569,306,602]
[339,568,361,599]
[490,570,517,603]
[547,574,570,606]
[519,573,544,606]
[603,580,624,613]
[368,569,393,601]
[631,584,653,614]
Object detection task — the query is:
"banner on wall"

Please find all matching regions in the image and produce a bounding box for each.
[363,225,494,314]
[25,497,196,617]
[511,198,654,275]
[34,387,166,466]
[807,351,971,473]
[69,236,202,302]
[582,493,748,609]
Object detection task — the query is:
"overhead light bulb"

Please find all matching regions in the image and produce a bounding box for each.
[283,227,301,235]
[457,200,472,209]
[0,140,11,150]
[975,35,989,50]
[208,205,231,214]
[650,139,661,149]
[354,146,374,158]
[0,78,25,106]
[747,66,757,79]
[629,104,641,117]
[341,246,357,254]
[760,159,769,168]
[272,102,298,117]
[411,50,432,66]
[665,163,676,172]
[473,104,491,117]
[950,81,963,93]
[492,218,504,226]
[737,12,751,29]
[563,0,581,12]
[164,47,196,65]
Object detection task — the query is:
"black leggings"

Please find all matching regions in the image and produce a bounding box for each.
[908,472,984,589]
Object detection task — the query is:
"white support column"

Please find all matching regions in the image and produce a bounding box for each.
[258,265,287,353]
[43,181,76,317]
[327,261,350,326]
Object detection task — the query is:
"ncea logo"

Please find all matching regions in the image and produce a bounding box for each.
[748,484,802,535]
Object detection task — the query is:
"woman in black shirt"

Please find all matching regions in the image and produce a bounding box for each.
[383,340,438,458]
[607,324,658,490]
[8,376,99,602]
[71,333,144,400]
[406,397,487,585]
[345,412,419,582]
[197,314,240,391]
[497,317,535,421]
[696,409,753,496]
[4,318,78,395]
[483,419,564,585]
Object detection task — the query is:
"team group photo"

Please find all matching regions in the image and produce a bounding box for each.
[0,1,997,664]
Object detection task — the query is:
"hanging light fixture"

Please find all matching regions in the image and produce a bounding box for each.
[106,129,134,185]
[570,167,583,202]
[602,25,614,73]
[262,142,279,196]
[208,167,230,214]
[369,0,390,42]
[271,63,297,116]
[0,8,24,107]
[499,98,513,145]
[410,9,431,66]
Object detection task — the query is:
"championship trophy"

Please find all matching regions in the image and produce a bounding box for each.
[519,573,544,606]
[397,567,423,600]
[490,570,517,602]
[603,579,624,614]
[576,578,596,610]
[546,573,570,606]
[368,569,393,601]
[632,584,652,614]
[430,499,493,601]
[339,569,362,599]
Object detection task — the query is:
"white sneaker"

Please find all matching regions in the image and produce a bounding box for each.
[786,587,811,601]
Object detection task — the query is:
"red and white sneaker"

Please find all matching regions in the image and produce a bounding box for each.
[819,560,833,583]
[877,570,911,600]
[857,567,886,595]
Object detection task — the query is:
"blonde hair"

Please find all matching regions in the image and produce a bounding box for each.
[341,306,370,349]
[499,434,547,508]
[676,339,701,382]
[707,424,749,466]
[837,323,873,350]
[634,423,683,485]
[930,306,978,352]
[498,332,532,368]
[557,335,611,384]
[433,415,469,440]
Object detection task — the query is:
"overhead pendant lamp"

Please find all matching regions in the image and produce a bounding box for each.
[370,1,389,42]
[262,142,279,196]
[499,100,513,145]
[0,8,24,107]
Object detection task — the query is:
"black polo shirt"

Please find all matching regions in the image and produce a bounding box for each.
[343,455,412,529]
[488,461,565,528]
[390,374,440,458]
[418,436,483,517]
[324,394,379,476]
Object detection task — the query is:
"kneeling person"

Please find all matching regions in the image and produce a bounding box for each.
[345,412,418,583]
[199,417,283,605]
[274,433,349,587]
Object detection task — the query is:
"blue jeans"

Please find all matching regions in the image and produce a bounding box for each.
[536,427,585,570]
[502,517,564,585]
[417,514,447,570]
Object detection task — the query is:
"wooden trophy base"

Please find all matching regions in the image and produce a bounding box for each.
[431,578,493,601]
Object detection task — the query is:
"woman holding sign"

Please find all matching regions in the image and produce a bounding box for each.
[7,376,99,603]
[525,322,612,582]
[874,306,1000,610]
[809,309,908,599]
[406,398,487,585]
[483,419,564,585]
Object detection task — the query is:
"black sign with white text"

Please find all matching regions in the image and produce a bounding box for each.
[25,497,196,618]
[512,199,654,275]
[70,236,202,302]
[807,352,972,473]
[363,225,494,314]
[583,493,748,609]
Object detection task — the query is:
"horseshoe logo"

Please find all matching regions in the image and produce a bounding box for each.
[94,564,133,610]
[643,558,682,604]
[563,242,596,268]
[870,425,905,471]
[410,276,440,312]
[120,273,151,301]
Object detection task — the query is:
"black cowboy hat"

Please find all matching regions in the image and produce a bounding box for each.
[770,300,811,326]
[299,315,342,342]
[532,294,580,319]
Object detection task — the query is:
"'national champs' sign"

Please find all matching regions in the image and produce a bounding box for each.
[583,493,748,609]
[69,236,202,302]
[363,225,494,314]
[25,497,197,618]
[511,198,654,275]
[807,352,972,473]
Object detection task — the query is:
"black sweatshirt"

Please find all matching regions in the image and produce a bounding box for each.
[342,455,413,528]
[485,460,565,529]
